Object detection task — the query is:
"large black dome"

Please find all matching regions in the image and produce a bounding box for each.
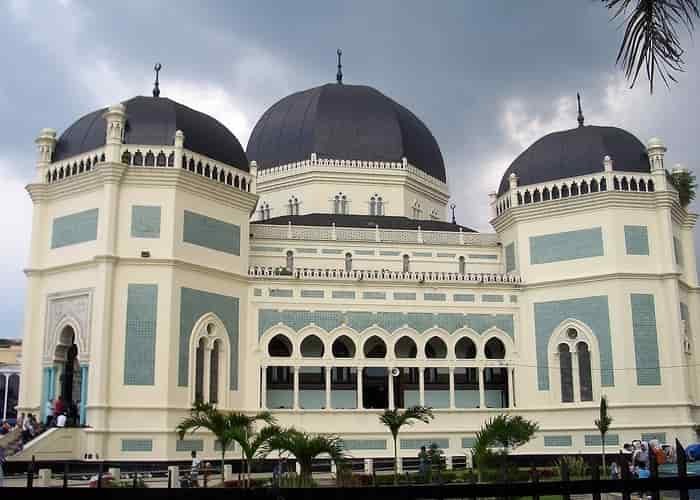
[498,125,650,196]
[246,83,446,182]
[53,96,249,170]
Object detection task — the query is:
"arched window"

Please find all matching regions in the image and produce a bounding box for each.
[558,343,574,403]
[621,177,629,191]
[168,152,175,167]
[286,251,294,272]
[630,178,638,191]
[402,254,410,273]
[268,335,293,357]
[288,196,300,216]
[533,190,541,202]
[369,196,377,216]
[561,184,569,197]
[484,338,506,359]
[600,177,607,191]
[157,152,167,167]
[363,336,387,358]
[570,183,579,196]
[552,186,560,199]
[458,256,466,275]
[300,335,324,358]
[121,151,132,164]
[209,340,220,404]
[639,179,647,192]
[580,180,589,194]
[647,179,655,192]
[590,179,599,192]
[412,202,422,219]
[332,336,356,358]
[455,337,477,359]
[145,151,155,167]
[395,336,418,358]
[334,195,340,214]
[517,193,523,205]
[195,338,205,403]
[613,177,620,190]
[425,337,447,359]
[376,197,383,216]
[341,195,347,214]
[259,203,270,221]
[345,253,352,272]
[542,187,550,201]
[524,191,531,203]
[577,342,593,401]
[133,151,143,166]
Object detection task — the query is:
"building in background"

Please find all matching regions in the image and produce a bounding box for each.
[11,66,699,463]
[0,339,21,423]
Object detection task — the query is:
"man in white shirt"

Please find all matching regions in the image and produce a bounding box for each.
[56,413,67,428]
[190,450,201,487]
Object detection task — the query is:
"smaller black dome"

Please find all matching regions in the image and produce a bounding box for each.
[498,125,650,195]
[53,96,249,170]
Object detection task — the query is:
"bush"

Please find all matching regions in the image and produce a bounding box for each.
[556,456,588,479]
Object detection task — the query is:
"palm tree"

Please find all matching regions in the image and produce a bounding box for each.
[265,428,345,486]
[602,0,700,92]
[229,424,280,488]
[378,406,435,484]
[669,169,698,207]
[594,396,613,473]
[472,414,539,482]
[175,402,276,482]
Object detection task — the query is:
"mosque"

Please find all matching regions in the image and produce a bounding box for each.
[11,56,700,464]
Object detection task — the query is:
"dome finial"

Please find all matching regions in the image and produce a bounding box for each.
[450,202,457,224]
[153,63,162,97]
[336,49,343,84]
[577,92,584,127]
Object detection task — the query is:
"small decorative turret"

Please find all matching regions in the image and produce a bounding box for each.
[103,103,127,163]
[249,160,258,193]
[647,137,668,191]
[35,128,57,182]
[508,172,519,206]
[603,155,613,172]
[174,129,185,169]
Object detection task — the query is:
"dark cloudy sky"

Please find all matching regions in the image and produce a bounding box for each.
[1,0,699,338]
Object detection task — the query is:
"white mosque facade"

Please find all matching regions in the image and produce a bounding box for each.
[12,72,700,463]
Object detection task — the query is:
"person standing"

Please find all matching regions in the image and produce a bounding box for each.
[190,450,201,487]
[610,461,620,480]
[418,445,429,481]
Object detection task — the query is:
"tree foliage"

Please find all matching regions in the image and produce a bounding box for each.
[602,0,700,92]
[379,406,434,484]
[594,396,613,471]
[668,169,698,207]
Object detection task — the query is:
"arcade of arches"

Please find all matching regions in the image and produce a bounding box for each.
[262,334,511,411]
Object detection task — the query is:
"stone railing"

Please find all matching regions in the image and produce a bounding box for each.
[251,224,500,246]
[45,148,105,184]
[495,170,657,217]
[249,266,522,284]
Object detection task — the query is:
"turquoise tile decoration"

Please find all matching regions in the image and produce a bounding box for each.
[51,208,99,248]
[183,210,240,255]
[530,227,604,264]
[585,434,619,446]
[332,291,356,299]
[131,205,161,238]
[624,225,649,255]
[394,292,417,300]
[379,251,401,256]
[469,254,498,260]
[122,439,153,452]
[482,295,504,303]
[363,291,387,300]
[322,249,343,254]
[176,439,204,452]
[270,289,293,298]
[413,252,433,257]
[674,237,684,266]
[642,432,666,443]
[454,294,475,302]
[630,293,661,385]
[258,310,514,338]
[296,248,317,254]
[355,250,375,256]
[437,253,456,258]
[400,438,449,450]
[124,284,158,385]
[544,435,573,447]
[179,287,239,389]
[505,243,516,272]
[343,439,387,450]
[424,293,446,301]
[300,290,324,298]
[461,437,476,448]
[534,296,613,389]
[251,246,283,252]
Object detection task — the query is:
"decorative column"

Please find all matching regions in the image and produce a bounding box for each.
[418,369,425,406]
[103,103,126,164]
[325,367,331,410]
[174,130,185,169]
[478,368,486,409]
[35,128,56,183]
[388,369,395,410]
[488,192,498,218]
[357,368,363,410]
[249,161,258,194]
[79,366,88,425]
[509,173,519,207]
[448,367,456,409]
[647,137,668,191]
[293,367,300,410]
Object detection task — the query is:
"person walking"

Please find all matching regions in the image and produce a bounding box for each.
[610,461,620,480]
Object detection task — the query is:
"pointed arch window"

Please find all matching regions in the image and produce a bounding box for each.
[370,197,377,216]
[334,193,348,214]
[558,343,574,403]
[458,256,466,275]
[286,251,294,272]
[259,203,271,221]
[288,196,300,216]
[345,252,353,272]
[195,338,205,404]
[209,340,220,404]
[402,254,410,273]
[577,342,593,401]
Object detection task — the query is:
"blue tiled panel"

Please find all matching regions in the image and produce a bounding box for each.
[124,284,158,385]
[482,295,504,303]
[257,309,515,338]
[395,292,417,300]
[631,293,661,385]
[51,208,99,248]
[343,439,387,450]
[332,291,356,299]
[300,290,324,298]
[270,289,293,298]
[363,291,387,300]
[469,254,498,260]
[624,225,649,255]
[296,248,317,254]
[424,293,446,301]
[131,206,161,238]
[322,248,343,254]
[183,210,240,255]
[642,432,666,443]
[122,439,153,452]
[505,243,516,273]
[179,288,239,389]
[176,439,204,452]
[355,250,375,256]
[461,437,476,448]
[530,227,604,264]
[413,252,432,257]
[379,251,401,256]
[454,294,475,302]
[437,253,456,258]
[534,296,613,389]
[674,237,684,266]
[544,435,573,447]
[400,438,450,450]
[585,434,619,446]
[251,246,283,252]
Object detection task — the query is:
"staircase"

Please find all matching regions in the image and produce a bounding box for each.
[6,428,84,462]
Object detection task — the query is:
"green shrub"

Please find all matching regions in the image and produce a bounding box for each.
[556,456,588,479]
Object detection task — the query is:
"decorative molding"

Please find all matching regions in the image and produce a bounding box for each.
[43,289,93,363]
